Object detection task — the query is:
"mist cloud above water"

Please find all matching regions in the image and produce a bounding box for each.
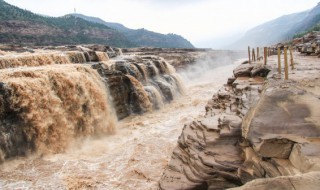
[5,0,320,48]
[178,51,245,86]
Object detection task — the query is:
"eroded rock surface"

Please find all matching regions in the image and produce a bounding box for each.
[238,82,320,186]
[160,54,320,189]
[233,62,271,78]
[160,77,265,189]
[230,171,320,190]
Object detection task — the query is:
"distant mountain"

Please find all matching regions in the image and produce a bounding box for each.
[291,3,320,36]
[0,0,194,48]
[69,13,129,32]
[233,2,320,48]
[0,0,134,47]
[69,13,195,48]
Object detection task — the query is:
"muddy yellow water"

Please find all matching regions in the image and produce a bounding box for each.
[0,60,241,190]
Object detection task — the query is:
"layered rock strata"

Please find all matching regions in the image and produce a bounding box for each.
[159,63,267,189]
[160,56,320,189]
[236,56,320,188]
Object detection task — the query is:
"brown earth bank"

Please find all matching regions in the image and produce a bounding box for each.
[159,53,320,189]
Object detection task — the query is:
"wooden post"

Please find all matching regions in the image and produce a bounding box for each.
[284,47,289,80]
[248,46,251,64]
[289,46,294,70]
[264,47,267,65]
[277,47,281,74]
[257,47,260,61]
[252,48,256,62]
[269,48,272,56]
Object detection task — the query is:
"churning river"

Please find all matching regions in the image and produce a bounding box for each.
[0,56,243,190]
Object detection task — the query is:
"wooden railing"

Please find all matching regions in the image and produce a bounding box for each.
[247,46,295,79]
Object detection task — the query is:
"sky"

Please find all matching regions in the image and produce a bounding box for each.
[5,0,320,48]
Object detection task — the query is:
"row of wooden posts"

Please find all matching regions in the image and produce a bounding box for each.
[247,46,294,80]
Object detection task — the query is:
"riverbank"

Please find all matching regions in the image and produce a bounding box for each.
[160,53,320,189]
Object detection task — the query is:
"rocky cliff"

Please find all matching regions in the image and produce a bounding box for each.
[160,53,320,189]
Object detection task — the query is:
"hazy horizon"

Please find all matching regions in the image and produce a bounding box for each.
[5,0,320,48]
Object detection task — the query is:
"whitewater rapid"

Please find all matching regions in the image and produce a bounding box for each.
[0,59,242,189]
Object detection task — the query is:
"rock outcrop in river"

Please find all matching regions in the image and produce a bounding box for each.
[160,54,320,189]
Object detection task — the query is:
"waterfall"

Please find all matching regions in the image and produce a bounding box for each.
[134,63,148,82]
[84,51,110,62]
[0,53,71,69]
[0,50,110,70]
[0,46,186,161]
[96,52,110,62]
[103,55,185,118]
[144,85,164,109]
[126,75,152,113]
[0,64,116,161]
[170,73,186,95]
[147,62,160,78]
[66,51,87,63]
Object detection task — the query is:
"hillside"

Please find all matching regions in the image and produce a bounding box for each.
[0,0,135,47]
[0,0,194,48]
[291,2,320,34]
[68,14,129,32]
[69,13,195,48]
[233,2,320,48]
